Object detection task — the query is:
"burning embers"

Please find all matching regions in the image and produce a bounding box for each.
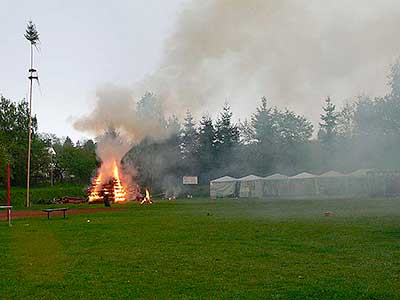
[140,189,153,205]
[88,161,127,203]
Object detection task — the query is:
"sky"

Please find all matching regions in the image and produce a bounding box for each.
[2,0,400,143]
[0,0,188,142]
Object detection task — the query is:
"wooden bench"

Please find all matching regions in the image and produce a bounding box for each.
[0,205,12,226]
[42,208,68,219]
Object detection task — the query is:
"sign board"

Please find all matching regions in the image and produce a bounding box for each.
[183,176,198,185]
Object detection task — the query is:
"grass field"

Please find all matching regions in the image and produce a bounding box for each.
[0,184,86,208]
[1,198,400,299]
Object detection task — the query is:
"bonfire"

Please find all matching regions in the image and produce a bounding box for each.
[88,160,151,204]
[140,189,153,205]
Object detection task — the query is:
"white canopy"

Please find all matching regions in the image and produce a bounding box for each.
[319,170,345,178]
[238,175,262,181]
[290,172,316,179]
[264,173,288,180]
[348,169,373,177]
[211,176,237,183]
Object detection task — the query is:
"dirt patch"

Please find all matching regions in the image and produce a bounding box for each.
[0,207,126,220]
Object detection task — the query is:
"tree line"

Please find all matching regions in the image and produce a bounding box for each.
[2,62,400,190]
[127,61,400,191]
[0,97,97,186]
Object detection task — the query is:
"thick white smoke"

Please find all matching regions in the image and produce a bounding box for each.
[75,0,400,136]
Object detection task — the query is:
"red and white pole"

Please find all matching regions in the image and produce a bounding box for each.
[7,163,11,221]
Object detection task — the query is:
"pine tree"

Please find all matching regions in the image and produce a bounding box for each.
[215,103,239,156]
[197,115,216,175]
[63,136,74,148]
[250,96,274,145]
[180,110,198,160]
[318,97,338,147]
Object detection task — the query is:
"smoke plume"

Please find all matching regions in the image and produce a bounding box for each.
[75,0,400,136]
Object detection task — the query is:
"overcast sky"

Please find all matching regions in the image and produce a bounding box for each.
[2,0,400,143]
[0,0,188,141]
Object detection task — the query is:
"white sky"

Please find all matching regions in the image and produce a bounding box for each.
[2,1,400,143]
[0,0,188,142]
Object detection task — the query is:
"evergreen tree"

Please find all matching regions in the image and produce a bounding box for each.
[337,102,355,138]
[197,115,216,179]
[215,103,240,158]
[63,136,74,148]
[180,110,198,161]
[318,97,338,147]
[250,96,274,145]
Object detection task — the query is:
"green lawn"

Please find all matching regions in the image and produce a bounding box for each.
[0,184,86,208]
[1,198,400,299]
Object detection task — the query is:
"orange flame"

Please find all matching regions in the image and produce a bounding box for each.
[141,188,153,205]
[88,161,127,203]
[112,161,127,203]
[88,174,102,202]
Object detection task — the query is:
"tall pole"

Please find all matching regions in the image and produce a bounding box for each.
[26,43,34,207]
[24,20,39,208]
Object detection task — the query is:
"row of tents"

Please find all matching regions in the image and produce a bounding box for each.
[210,169,400,199]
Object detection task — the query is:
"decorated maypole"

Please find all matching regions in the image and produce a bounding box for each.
[24,21,40,207]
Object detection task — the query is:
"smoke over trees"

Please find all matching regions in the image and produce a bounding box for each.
[116,61,400,194]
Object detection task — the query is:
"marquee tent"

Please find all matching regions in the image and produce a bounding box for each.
[317,171,347,197]
[238,175,262,198]
[210,176,238,198]
[288,172,318,197]
[258,174,289,198]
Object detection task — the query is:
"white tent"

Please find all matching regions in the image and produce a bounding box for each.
[238,175,262,198]
[319,170,345,178]
[260,173,289,198]
[346,169,373,196]
[290,172,316,179]
[348,169,373,177]
[210,176,238,198]
[265,173,289,180]
[317,170,347,196]
[238,175,262,181]
[288,172,317,197]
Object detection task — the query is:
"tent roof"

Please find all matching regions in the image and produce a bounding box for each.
[349,169,373,177]
[238,174,262,181]
[264,173,289,180]
[290,172,316,179]
[211,176,237,183]
[319,170,345,178]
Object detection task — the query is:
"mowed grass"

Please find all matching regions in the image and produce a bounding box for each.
[0,184,86,208]
[1,198,400,299]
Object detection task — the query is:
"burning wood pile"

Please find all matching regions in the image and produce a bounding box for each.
[88,160,149,204]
